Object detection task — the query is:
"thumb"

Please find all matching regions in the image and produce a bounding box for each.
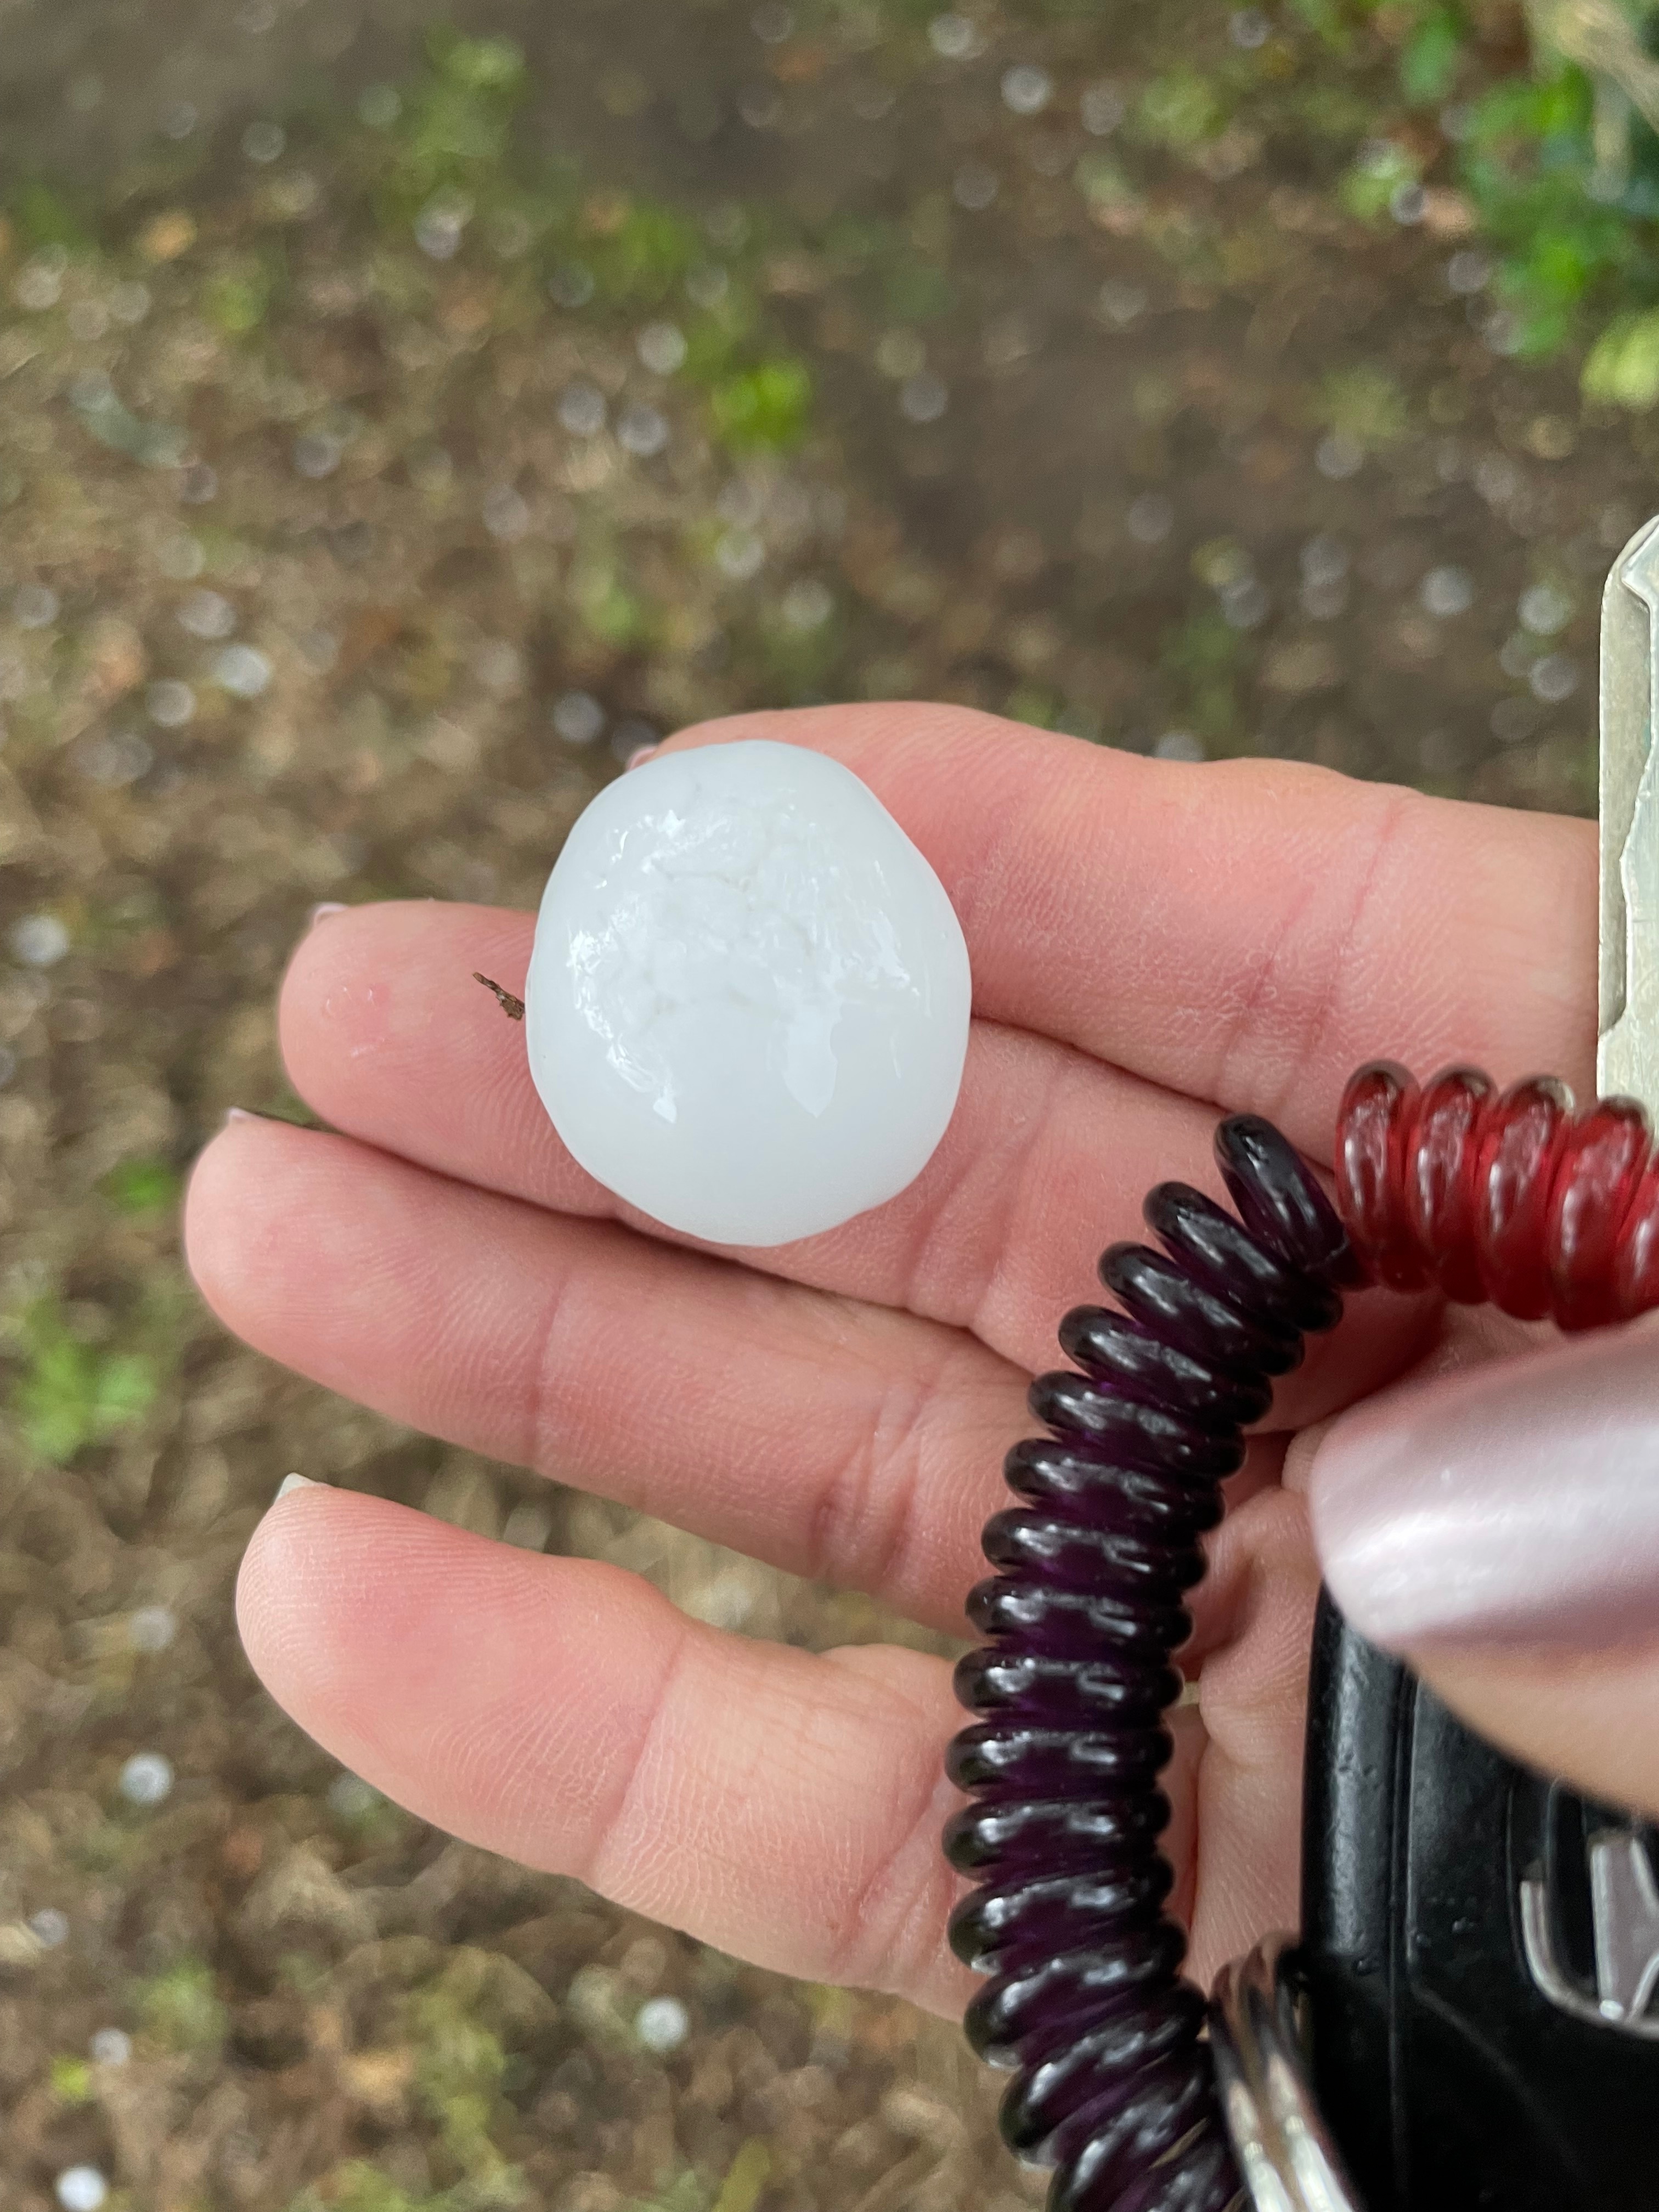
[1305,1317,1659,1822]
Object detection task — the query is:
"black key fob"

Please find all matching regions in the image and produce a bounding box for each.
[1297,1589,1659,2211]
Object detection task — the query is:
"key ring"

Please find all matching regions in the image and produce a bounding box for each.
[941,518,1659,2211]
[1208,1936,1361,2212]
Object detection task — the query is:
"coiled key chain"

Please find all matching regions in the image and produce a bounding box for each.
[944,521,1659,2211]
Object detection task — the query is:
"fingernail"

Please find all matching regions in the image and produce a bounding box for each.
[624,744,657,772]
[309,902,348,928]
[1310,1320,1659,1648]
[275,1472,320,1501]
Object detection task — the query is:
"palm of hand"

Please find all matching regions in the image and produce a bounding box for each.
[185,705,1596,2023]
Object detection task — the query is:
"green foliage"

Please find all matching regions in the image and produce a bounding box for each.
[50,2055,94,2104]
[202,253,281,336]
[1161,607,1244,742]
[585,202,703,306]
[1398,5,1464,105]
[1584,307,1659,407]
[7,1299,158,1465]
[7,178,95,253]
[1136,71,1224,154]
[289,2162,450,2212]
[138,1957,229,2053]
[625,2172,710,2212]
[1317,362,1409,445]
[710,2142,771,2212]
[404,1972,523,2201]
[100,1156,182,1216]
[709,358,813,452]
[1339,138,1419,222]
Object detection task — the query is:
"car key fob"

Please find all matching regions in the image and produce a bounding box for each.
[1295,1588,1659,2211]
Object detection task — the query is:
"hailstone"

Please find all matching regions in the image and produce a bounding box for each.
[524,739,971,1244]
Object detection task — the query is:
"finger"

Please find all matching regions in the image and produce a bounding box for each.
[188,1118,1365,1637]
[238,1483,979,2017]
[280,900,1434,1429]
[658,706,1599,1150]
[1306,1318,1659,1820]
[186,1115,1028,1637]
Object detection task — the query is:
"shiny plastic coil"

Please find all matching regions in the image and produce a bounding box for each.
[944,1114,1362,2212]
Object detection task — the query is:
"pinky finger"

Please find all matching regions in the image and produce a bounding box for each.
[238,1485,979,2017]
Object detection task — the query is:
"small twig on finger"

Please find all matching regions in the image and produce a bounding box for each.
[473,972,525,1022]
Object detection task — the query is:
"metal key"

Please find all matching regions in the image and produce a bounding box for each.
[1215,522,1659,2210]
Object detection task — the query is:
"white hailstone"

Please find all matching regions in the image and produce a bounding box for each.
[875,329,926,380]
[109,281,152,326]
[617,404,670,457]
[1316,432,1364,480]
[715,529,765,581]
[1126,492,1174,545]
[90,2028,132,2066]
[637,321,689,375]
[900,372,949,424]
[1519,582,1572,637]
[1300,534,1348,585]
[1420,566,1474,618]
[1001,65,1053,116]
[10,914,70,968]
[242,121,286,163]
[1446,249,1489,296]
[292,432,342,479]
[14,584,60,629]
[929,13,975,59]
[327,1772,380,1819]
[482,484,532,542]
[119,1751,174,1807]
[14,261,64,312]
[414,198,470,259]
[212,645,273,698]
[1218,577,1269,631]
[1154,730,1204,761]
[636,1995,691,2052]
[128,1605,178,1653]
[55,2168,107,2212]
[1231,8,1270,47]
[1530,653,1578,703]
[1081,84,1126,136]
[782,578,833,630]
[473,641,524,693]
[558,382,608,437]
[953,162,998,211]
[30,1908,69,1948]
[157,534,206,580]
[1097,281,1146,328]
[525,741,972,1245]
[552,691,606,745]
[178,589,236,639]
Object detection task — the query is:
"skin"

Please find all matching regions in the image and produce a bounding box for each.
[183,703,1655,2032]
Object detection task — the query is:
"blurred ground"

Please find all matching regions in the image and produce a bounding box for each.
[0,4,1648,2210]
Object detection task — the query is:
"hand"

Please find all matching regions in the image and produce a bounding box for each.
[184,704,1629,2028]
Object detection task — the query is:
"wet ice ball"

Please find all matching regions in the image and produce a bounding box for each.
[524,740,972,1245]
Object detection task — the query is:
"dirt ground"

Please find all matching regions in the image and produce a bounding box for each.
[0,3,1647,2209]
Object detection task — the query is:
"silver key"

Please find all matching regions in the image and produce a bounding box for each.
[1598,515,1659,1118]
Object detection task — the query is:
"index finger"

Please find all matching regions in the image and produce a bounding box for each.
[664,707,1598,1155]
